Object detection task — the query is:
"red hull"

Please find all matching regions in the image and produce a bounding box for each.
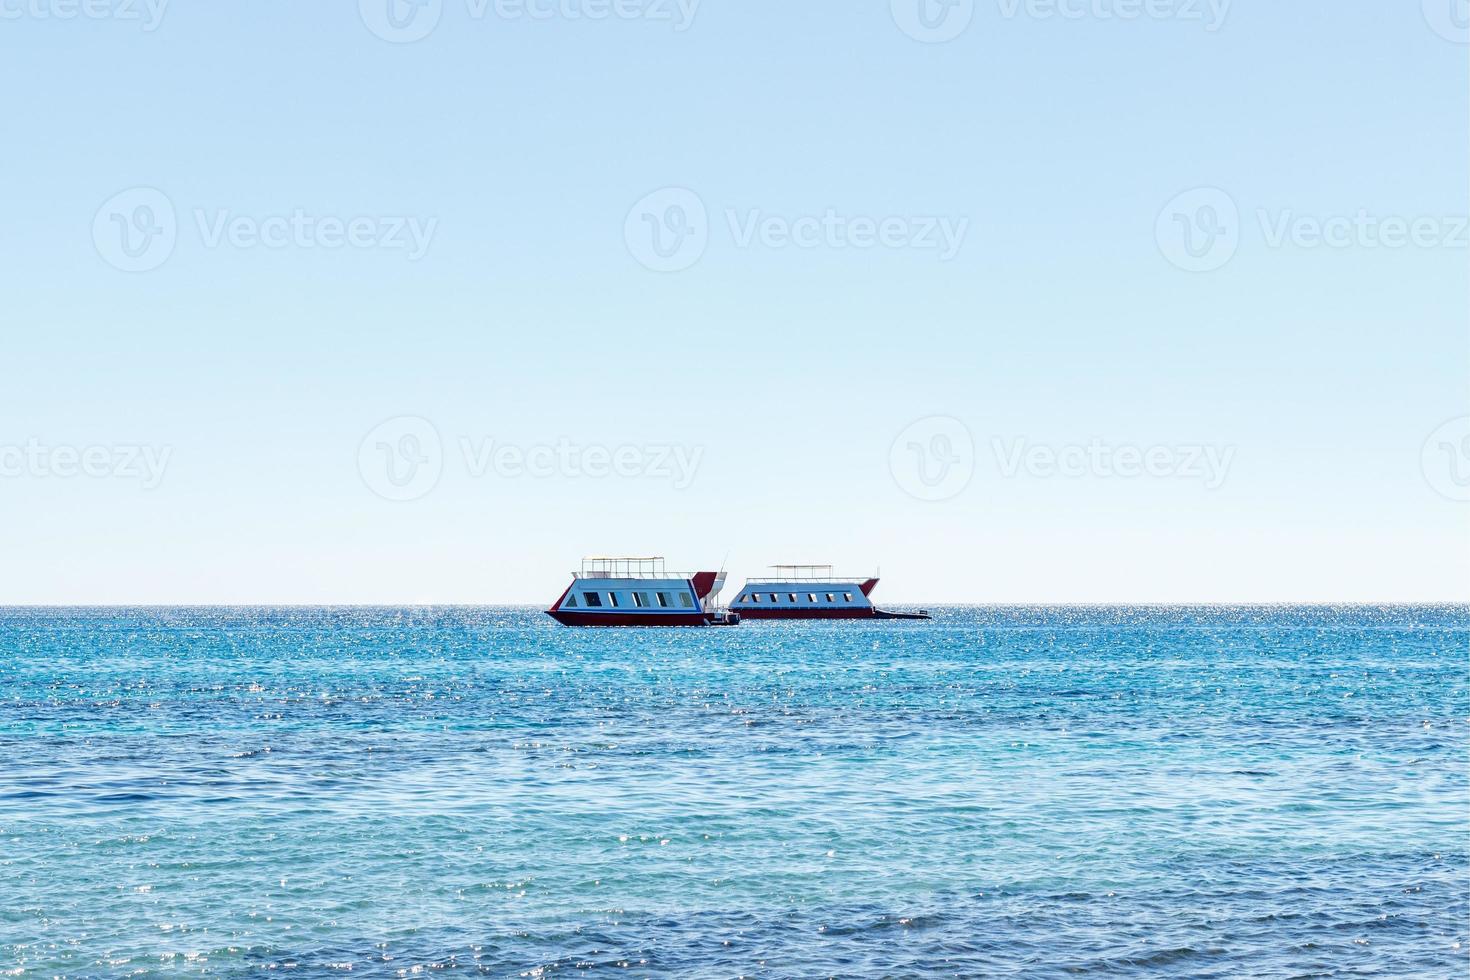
[737,608,876,620]
[546,610,712,627]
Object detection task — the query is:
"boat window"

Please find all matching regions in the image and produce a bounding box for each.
[843,592,853,602]
[788,593,797,603]
[826,593,835,603]
[750,593,760,603]
[609,592,620,608]
[565,594,578,608]
[633,592,651,608]
[657,592,671,608]
[678,593,693,608]
[583,592,602,607]
[769,593,779,603]
[807,593,817,603]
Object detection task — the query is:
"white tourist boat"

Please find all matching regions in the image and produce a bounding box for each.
[546,557,739,627]
[728,565,930,620]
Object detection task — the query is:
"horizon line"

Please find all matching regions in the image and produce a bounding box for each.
[2,601,1466,609]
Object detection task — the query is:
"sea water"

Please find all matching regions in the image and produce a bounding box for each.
[1,606,1466,977]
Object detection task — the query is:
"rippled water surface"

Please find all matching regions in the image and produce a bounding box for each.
[1,606,1466,977]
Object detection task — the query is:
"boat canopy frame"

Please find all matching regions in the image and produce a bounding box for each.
[745,565,873,584]
[577,556,691,580]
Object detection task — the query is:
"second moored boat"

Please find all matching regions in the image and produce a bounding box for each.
[730,565,931,621]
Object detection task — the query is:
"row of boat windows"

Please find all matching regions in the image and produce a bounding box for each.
[566,590,694,610]
[739,592,856,604]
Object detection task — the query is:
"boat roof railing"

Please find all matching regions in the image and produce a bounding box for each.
[743,564,874,583]
[577,556,692,580]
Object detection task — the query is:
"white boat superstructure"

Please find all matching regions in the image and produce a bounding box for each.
[730,565,930,620]
[546,557,736,626]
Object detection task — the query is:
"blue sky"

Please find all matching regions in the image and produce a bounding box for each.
[1,0,1466,603]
